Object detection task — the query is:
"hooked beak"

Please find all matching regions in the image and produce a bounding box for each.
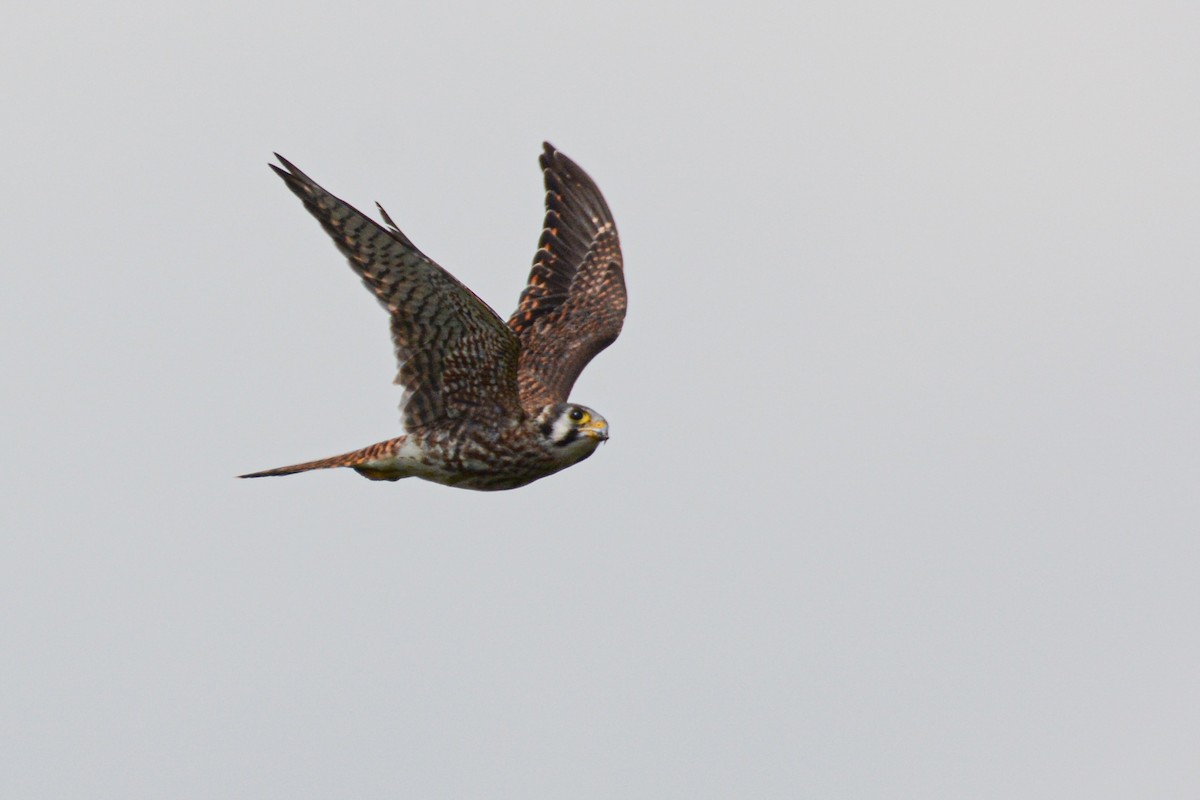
[582,419,609,442]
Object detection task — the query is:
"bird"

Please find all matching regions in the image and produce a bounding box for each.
[240,143,626,491]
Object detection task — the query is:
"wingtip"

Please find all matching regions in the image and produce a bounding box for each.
[270,153,310,184]
[375,201,399,231]
[539,142,559,173]
[268,154,322,200]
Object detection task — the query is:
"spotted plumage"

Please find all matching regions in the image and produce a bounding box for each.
[241,143,625,491]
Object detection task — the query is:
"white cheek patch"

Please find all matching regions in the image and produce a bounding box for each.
[552,415,576,443]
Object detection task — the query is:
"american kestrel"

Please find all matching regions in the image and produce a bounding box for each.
[241,143,625,491]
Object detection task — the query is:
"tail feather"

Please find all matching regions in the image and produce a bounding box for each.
[239,438,403,479]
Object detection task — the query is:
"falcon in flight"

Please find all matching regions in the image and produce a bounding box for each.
[241,143,626,491]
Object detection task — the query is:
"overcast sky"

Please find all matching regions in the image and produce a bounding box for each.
[3,2,1198,797]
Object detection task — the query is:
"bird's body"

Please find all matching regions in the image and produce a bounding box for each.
[241,144,625,491]
[243,403,607,491]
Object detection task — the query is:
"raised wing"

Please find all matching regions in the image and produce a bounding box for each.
[272,155,523,430]
[508,143,626,411]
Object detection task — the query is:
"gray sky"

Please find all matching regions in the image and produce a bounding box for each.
[3,1,1198,797]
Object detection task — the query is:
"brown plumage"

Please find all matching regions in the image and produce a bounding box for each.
[241,143,625,491]
[509,148,626,410]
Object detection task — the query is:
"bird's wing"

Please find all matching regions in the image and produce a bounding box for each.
[508,143,626,411]
[272,155,522,430]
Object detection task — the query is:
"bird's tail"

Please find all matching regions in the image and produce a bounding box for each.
[239,437,404,479]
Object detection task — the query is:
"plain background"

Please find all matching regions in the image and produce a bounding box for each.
[3,1,1198,797]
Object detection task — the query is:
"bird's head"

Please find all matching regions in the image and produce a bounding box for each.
[536,403,609,462]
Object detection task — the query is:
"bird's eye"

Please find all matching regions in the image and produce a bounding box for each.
[569,408,589,424]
